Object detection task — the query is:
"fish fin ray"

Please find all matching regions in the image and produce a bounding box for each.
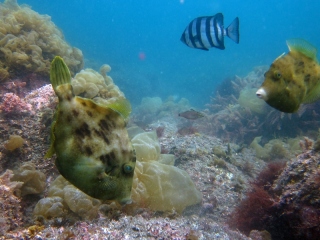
[226,17,240,44]
[287,38,317,61]
[44,120,56,158]
[50,56,72,92]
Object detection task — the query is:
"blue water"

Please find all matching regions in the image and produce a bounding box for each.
[19,0,320,107]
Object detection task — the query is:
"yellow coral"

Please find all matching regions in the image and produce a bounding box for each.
[0,0,83,81]
[12,162,46,196]
[33,175,102,220]
[71,66,125,104]
[4,134,24,151]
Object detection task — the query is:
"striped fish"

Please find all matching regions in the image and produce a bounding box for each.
[180,13,239,51]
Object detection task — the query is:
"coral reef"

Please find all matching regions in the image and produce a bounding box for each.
[249,136,298,161]
[0,77,260,238]
[0,0,83,81]
[5,57,320,239]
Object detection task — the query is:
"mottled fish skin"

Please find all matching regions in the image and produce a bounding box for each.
[179,109,205,120]
[47,56,136,203]
[256,39,320,113]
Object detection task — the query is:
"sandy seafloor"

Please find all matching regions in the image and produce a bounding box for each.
[0,79,270,239]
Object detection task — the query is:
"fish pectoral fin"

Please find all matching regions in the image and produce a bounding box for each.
[45,120,57,158]
[105,98,132,119]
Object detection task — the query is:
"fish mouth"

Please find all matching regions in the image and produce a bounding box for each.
[256,88,267,100]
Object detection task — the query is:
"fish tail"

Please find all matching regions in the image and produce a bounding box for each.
[226,17,239,44]
[50,56,71,91]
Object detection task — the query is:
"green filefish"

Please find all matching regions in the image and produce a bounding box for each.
[256,39,320,113]
[46,56,136,203]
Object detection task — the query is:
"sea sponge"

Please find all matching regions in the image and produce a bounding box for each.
[131,131,160,162]
[33,196,67,220]
[250,137,290,160]
[12,162,46,196]
[131,131,202,213]
[72,69,105,98]
[238,88,267,114]
[33,175,102,221]
[71,66,125,104]
[0,0,83,81]
[4,134,24,151]
[250,136,269,160]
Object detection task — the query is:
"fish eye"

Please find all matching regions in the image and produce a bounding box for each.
[123,164,133,174]
[274,71,282,79]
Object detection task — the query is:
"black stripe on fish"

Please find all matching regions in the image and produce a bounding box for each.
[188,20,196,48]
[196,17,206,50]
[205,17,214,48]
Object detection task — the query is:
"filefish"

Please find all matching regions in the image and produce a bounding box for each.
[45,56,136,203]
[179,109,205,120]
[256,39,320,113]
[180,13,239,51]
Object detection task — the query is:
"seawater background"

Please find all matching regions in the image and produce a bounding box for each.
[18,0,320,107]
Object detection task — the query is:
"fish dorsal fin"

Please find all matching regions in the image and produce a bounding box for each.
[286,38,318,61]
[106,98,132,119]
[273,52,286,62]
[50,56,71,92]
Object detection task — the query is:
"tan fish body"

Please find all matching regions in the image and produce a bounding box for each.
[256,39,320,113]
[179,109,205,120]
[46,56,136,203]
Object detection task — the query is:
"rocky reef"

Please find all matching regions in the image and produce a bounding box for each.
[228,138,320,239]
